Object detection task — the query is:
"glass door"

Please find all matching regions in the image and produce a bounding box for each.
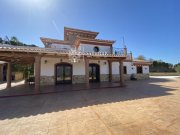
[56,63,72,84]
[89,64,100,83]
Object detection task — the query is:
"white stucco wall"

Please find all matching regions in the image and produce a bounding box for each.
[89,60,109,74]
[142,66,149,74]
[112,61,137,75]
[80,44,111,53]
[123,62,137,74]
[41,57,85,76]
[51,44,71,50]
[40,57,149,77]
[112,62,119,74]
[73,62,85,75]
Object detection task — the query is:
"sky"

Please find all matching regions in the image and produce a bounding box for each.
[0,0,179,64]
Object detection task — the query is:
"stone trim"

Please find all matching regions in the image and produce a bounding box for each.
[100,74,109,82]
[112,74,120,81]
[72,75,85,84]
[40,74,150,85]
[40,76,55,85]
[136,74,149,80]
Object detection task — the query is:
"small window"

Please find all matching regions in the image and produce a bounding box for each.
[123,66,127,74]
[137,66,143,74]
[94,46,99,52]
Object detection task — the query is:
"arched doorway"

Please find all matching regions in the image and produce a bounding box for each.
[89,63,100,83]
[55,63,72,84]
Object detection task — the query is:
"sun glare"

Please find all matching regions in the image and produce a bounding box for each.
[16,0,54,9]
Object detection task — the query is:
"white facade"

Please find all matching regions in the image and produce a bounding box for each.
[39,27,150,85]
[51,44,71,50]
[41,57,110,76]
[80,44,111,53]
[41,57,149,77]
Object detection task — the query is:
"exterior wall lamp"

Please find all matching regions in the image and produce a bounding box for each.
[44,60,48,64]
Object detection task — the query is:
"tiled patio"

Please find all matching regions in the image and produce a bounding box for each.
[0,77,180,135]
[0,82,122,98]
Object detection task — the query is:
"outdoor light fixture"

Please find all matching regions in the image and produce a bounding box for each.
[68,47,82,63]
[44,60,47,64]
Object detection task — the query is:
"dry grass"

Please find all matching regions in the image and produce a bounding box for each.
[150,72,180,76]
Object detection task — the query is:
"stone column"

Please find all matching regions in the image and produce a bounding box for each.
[35,56,41,91]
[6,62,12,88]
[85,58,89,87]
[108,60,112,82]
[119,60,124,86]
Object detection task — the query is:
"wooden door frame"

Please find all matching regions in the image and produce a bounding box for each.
[54,62,73,84]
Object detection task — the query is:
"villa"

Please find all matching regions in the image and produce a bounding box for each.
[0,27,151,91]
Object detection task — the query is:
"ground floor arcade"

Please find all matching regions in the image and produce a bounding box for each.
[0,53,125,92]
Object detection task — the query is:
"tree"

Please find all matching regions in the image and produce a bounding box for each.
[10,36,19,45]
[175,65,180,74]
[0,37,3,43]
[136,55,146,60]
[150,60,176,72]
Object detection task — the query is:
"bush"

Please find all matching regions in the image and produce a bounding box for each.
[175,65,180,74]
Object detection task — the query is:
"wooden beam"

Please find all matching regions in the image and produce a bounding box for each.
[108,60,112,82]
[35,56,41,91]
[85,57,89,87]
[119,60,124,86]
[0,65,3,81]
[6,62,12,88]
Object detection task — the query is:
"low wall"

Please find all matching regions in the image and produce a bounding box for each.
[112,74,120,81]
[100,74,109,82]
[136,74,149,80]
[72,75,85,84]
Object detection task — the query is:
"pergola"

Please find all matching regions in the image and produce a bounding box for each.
[0,44,130,91]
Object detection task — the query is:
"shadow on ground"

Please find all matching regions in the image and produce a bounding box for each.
[0,77,178,120]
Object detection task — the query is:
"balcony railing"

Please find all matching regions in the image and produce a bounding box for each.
[0,44,129,58]
[112,47,125,55]
[126,53,132,61]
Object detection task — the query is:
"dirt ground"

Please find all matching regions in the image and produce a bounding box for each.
[0,76,180,135]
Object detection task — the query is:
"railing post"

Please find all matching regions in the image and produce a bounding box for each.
[124,46,127,56]
[130,51,133,61]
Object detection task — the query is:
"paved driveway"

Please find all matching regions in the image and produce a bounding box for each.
[0,77,180,135]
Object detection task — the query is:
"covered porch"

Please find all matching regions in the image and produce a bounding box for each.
[0,45,129,95]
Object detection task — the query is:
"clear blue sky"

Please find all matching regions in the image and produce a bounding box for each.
[0,0,179,64]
